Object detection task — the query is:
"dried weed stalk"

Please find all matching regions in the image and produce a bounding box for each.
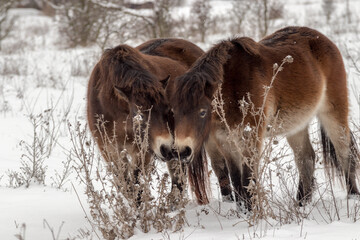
[69,108,187,239]
[212,56,294,224]
[212,54,360,228]
[7,109,60,188]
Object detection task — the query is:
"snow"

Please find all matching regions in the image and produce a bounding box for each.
[1,0,360,239]
[0,186,89,240]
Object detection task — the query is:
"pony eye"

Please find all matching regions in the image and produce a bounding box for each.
[199,109,207,118]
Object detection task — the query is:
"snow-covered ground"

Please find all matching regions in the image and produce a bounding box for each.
[1,0,360,239]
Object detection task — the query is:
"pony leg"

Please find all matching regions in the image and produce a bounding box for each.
[166,160,187,208]
[226,156,245,207]
[225,156,252,211]
[210,128,254,211]
[318,114,359,195]
[218,143,251,210]
[131,151,153,206]
[206,138,233,202]
[286,127,315,205]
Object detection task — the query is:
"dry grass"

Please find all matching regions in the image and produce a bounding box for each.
[210,55,360,228]
[69,113,188,239]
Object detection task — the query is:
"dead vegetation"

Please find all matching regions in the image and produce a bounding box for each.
[69,116,188,239]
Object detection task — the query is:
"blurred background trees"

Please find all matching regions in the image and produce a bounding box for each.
[0,0,18,51]
[1,0,353,49]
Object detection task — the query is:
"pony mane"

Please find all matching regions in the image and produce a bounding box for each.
[98,44,164,107]
[172,40,234,111]
[230,37,259,56]
[172,37,260,111]
[260,27,300,46]
[139,38,170,56]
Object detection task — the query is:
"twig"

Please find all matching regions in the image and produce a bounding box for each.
[71,183,101,240]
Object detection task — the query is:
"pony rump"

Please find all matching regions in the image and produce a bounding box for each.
[188,148,211,204]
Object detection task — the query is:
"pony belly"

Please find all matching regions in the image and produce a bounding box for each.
[275,109,317,136]
[268,86,327,137]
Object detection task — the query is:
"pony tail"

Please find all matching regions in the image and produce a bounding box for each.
[188,148,211,205]
[320,125,340,179]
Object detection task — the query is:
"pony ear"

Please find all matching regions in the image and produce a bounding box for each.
[114,86,131,103]
[160,75,171,88]
[204,79,217,99]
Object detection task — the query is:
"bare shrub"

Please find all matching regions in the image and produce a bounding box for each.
[322,0,335,24]
[43,219,65,240]
[17,112,54,186]
[25,22,50,38]
[14,222,26,240]
[345,0,351,24]
[249,0,284,37]
[70,52,99,77]
[0,82,12,115]
[51,156,72,190]
[69,116,188,239]
[152,0,174,38]
[190,0,212,42]
[6,108,63,188]
[7,170,24,188]
[230,0,251,34]
[0,0,17,51]
[95,11,139,51]
[121,0,180,39]
[55,0,107,48]
[53,0,182,48]
[0,56,28,76]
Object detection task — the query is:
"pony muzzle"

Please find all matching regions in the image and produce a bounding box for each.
[174,137,194,163]
[153,136,174,161]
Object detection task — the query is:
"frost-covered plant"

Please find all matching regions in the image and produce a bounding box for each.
[211,56,294,224]
[51,156,72,190]
[70,116,187,239]
[18,112,53,186]
[14,222,26,240]
[7,109,60,188]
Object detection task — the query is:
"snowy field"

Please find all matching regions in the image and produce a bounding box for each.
[1,0,360,239]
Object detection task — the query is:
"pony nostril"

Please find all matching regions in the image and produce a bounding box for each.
[180,146,192,159]
[160,144,173,160]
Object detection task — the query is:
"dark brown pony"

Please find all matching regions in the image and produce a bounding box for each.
[167,26,359,210]
[87,38,204,204]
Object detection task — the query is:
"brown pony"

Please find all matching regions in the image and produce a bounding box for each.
[167,26,359,210]
[87,38,204,204]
